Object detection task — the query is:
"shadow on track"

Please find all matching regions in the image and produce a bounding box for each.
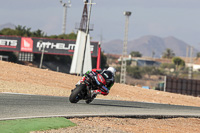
[85,103,145,109]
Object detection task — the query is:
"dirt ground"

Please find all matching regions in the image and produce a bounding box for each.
[34,117,200,133]
[0,61,200,132]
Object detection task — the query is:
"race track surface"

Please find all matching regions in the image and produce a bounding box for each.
[0,93,200,120]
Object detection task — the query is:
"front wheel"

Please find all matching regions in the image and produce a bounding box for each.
[69,84,86,103]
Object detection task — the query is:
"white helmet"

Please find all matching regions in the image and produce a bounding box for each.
[107,67,116,76]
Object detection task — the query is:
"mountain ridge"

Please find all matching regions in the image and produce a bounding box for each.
[102,35,199,57]
[0,23,15,30]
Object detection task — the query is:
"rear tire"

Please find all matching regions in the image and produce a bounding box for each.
[69,84,86,103]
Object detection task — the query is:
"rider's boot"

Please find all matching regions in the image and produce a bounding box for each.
[91,90,101,97]
[85,90,101,104]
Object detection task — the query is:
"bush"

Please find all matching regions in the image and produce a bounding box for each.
[127,66,142,79]
[115,74,120,83]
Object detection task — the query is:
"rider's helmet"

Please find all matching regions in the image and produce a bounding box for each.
[100,67,116,86]
[107,67,116,76]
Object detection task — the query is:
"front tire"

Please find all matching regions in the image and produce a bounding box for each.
[69,84,86,103]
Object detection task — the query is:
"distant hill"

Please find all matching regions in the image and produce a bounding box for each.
[0,23,15,30]
[102,35,199,57]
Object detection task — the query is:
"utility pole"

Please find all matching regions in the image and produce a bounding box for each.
[120,11,131,84]
[186,46,189,63]
[39,46,45,69]
[60,0,71,34]
[188,46,193,79]
[39,40,45,69]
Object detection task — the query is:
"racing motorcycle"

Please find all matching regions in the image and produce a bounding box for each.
[69,72,106,104]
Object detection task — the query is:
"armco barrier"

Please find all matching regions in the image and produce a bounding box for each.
[165,76,200,97]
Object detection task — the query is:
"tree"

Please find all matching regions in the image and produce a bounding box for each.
[127,66,142,79]
[130,51,142,57]
[0,28,16,35]
[197,52,200,58]
[172,57,185,71]
[141,66,154,79]
[32,29,45,37]
[48,32,77,40]
[162,48,175,59]
[15,25,32,36]
[0,25,78,40]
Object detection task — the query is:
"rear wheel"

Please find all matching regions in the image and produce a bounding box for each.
[69,84,86,103]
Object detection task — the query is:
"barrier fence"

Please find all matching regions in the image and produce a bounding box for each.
[165,76,200,97]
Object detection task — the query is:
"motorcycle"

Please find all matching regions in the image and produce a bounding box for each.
[69,73,106,104]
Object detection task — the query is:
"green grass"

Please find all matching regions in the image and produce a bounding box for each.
[0,117,76,133]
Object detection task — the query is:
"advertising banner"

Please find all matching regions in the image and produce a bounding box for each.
[0,36,21,51]
[21,37,34,52]
[0,36,98,57]
[32,38,98,57]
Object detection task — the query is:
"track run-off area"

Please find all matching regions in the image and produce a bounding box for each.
[1,93,200,120]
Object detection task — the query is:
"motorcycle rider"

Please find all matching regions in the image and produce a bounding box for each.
[78,67,116,98]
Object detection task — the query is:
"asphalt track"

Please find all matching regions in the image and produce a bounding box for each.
[0,93,200,120]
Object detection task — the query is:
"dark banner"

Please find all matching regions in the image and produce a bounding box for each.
[0,36,98,57]
[0,36,21,51]
[165,76,200,97]
[32,38,98,57]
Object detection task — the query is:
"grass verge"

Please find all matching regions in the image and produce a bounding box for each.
[0,117,76,133]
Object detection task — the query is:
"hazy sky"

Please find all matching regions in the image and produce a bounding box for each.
[1,0,200,48]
